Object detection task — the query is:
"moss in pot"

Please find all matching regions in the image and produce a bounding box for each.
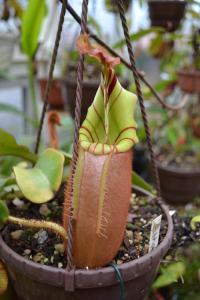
[0,36,173,300]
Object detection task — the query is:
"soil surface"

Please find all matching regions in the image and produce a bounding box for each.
[2,186,200,269]
[157,149,200,170]
[2,187,167,269]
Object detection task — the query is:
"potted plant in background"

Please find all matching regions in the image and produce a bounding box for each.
[151,107,200,204]
[0,35,173,300]
[147,0,187,32]
[38,78,65,110]
[177,28,200,94]
[176,28,200,139]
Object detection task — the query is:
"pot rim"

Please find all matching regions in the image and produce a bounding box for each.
[38,78,61,82]
[0,186,173,290]
[148,0,186,5]
[157,160,200,175]
[177,69,200,77]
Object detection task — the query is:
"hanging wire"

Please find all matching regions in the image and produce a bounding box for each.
[59,0,188,112]
[116,0,161,198]
[34,0,67,154]
[65,0,89,271]
[109,263,125,300]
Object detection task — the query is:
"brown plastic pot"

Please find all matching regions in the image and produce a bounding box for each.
[157,162,200,204]
[177,69,200,94]
[0,188,173,300]
[148,0,187,32]
[38,78,65,110]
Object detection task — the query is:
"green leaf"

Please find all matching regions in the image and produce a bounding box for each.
[113,27,164,49]
[62,151,72,165]
[0,128,37,163]
[165,126,178,147]
[148,34,163,56]
[0,178,16,193]
[35,149,64,192]
[13,167,53,204]
[0,200,9,229]
[153,262,185,289]
[132,171,154,193]
[191,216,200,230]
[21,0,47,58]
[13,149,64,204]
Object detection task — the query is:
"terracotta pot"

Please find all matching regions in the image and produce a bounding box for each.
[0,188,173,300]
[177,69,200,94]
[38,79,65,110]
[157,162,200,204]
[148,0,187,32]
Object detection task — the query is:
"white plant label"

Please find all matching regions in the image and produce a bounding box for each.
[169,210,176,217]
[148,215,162,253]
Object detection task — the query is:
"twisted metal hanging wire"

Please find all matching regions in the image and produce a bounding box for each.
[59,0,188,112]
[34,0,67,154]
[66,0,89,271]
[117,0,161,198]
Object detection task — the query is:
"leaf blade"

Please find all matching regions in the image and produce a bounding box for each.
[13,166,53,204]
[21,0,47,58]
[0,128,37,163]
[36,148,65,192]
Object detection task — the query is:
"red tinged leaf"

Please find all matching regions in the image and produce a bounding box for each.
[76,34,120,69]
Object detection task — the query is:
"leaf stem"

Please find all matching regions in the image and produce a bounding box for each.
[8,216,67,241]
[28,59,39,126]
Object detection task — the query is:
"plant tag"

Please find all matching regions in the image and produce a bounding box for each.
[169,210,176,216]
[148,215,162,253]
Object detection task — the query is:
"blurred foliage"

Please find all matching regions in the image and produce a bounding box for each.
[151,244,200,300]
[0,200,9,229]
[0,128,37,163]
[153,262,185,289]
[21,0,47,59]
